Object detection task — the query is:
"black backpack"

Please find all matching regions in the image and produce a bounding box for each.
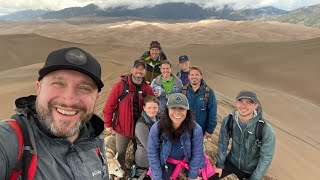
[112,75,147,128]
[226,114,265,148]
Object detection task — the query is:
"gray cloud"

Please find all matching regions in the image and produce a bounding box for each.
[0,0,319,15]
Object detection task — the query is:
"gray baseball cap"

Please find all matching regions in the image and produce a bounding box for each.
[166,93,189,110]
[236,90,258,104]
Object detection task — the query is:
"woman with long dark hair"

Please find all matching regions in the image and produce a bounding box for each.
[148,93,205,180]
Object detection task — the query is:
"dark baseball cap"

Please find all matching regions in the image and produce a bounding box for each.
[179,55,189,62]
[236,90,259,104]
[38,47,104,92]
[133,59,146,69]
[149,41,162,50]
[166,93,189,110]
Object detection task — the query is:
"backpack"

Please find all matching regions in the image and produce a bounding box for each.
[112,75,147,128]
[182,84,210,103]
[226,114,265,148]
[7,113,106,180]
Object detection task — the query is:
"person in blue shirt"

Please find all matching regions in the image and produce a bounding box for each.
[148,93,205,180]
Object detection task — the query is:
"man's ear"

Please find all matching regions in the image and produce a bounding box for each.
[96,92,101,100]
[36,81,41,94]
[254,103,259,109]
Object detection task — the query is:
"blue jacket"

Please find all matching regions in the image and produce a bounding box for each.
[186,80,217,134]
[148,121,205,180]
[151,74,183,113]
[216,105,275,180]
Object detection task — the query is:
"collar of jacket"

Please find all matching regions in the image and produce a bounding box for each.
[142,111,158,125]
[121,74,147,88]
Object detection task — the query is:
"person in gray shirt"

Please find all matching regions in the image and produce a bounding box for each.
[0,47,108,180]
[135,96,160,169]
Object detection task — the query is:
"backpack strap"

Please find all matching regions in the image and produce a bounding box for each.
[254,119,265,148]
[182,84,188,96]
[112,76,129,128]
[226,114,265,148]
[118,76,130,102]
[204,86,210,103]
[226,114,234,138]
[8,114,37,180]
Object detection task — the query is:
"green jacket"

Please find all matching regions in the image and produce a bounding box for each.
[216,105,275,180]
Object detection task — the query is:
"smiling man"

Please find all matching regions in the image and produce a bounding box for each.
[150,60,183,114]
[0,47,109,180]
[140,41,168,83]
[213,90,275,180]
[184,66,217,139]
[103,59,154,172]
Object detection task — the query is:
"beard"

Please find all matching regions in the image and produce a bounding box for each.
[36,99,93,138]
[132,73,144,82]
[191,80,199,86]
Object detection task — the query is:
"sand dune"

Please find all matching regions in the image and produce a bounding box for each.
[1,19,320,179]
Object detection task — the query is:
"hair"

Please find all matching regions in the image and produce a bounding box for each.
[189,66,203,75]
[143,95,159,106]
[160,60,172,68]
[158,108,195,142]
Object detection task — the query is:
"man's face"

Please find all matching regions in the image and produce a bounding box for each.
[35,70,100,138]
[236,98,259,118]
[179,60,190,71]
[188,69,202,86]
[160,64,171,79]
[131,65,146,82]
[150,48,160,60]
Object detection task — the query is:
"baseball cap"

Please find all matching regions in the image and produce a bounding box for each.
[179,55,189,62]
[166,93,189,110]
[149,41,162,50]
[38,47,104,92]
[236,90,259,104]
[133,59,146,69]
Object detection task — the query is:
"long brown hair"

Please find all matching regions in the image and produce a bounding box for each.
[158,108,195,142]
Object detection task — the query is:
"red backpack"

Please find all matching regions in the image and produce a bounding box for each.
[7,115,37,180]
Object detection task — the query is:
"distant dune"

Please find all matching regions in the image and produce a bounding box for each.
[1,19,320,180]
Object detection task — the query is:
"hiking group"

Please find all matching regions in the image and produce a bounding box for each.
[0,41,275,180]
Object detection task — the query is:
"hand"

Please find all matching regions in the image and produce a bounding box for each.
[204,132,212,140]
[215,166,223,178]
[106,127,114,135]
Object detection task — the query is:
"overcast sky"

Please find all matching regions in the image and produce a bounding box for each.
[0,0,319,15]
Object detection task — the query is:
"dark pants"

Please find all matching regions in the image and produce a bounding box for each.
[210,160,251,180]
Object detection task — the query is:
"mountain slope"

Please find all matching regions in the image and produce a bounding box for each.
[267,4,320,28]
[0,9,49,20]
[42,4,102,19]
[0,3,286,21]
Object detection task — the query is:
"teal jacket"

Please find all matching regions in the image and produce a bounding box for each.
[216,105,275,180]
[186,80,217,134]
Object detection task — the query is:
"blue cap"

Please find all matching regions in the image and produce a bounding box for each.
[179,55,189,62]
